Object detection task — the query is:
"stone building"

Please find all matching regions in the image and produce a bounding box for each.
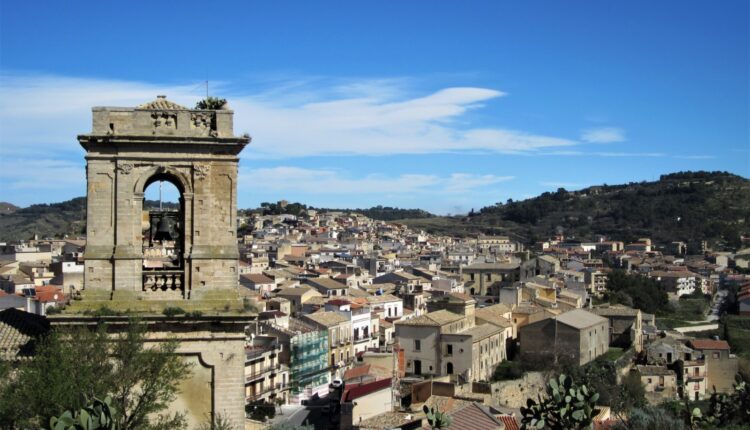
[688,339,738,393]
[636,365,678,404]
[519,309,609,366]
[591,305,643,352]
[245,337,291,404]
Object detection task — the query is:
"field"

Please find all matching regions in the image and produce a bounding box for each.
[723,315,750,359]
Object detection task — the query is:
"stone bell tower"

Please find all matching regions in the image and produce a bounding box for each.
[77,95,250,311]
[55,96,252,429]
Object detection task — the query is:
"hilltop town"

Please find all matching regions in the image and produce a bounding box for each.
[2,200,749,429]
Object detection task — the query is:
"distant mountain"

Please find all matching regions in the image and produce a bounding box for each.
[242,202,434,221]
[2,171,747,249]
[0,202,19,215]
[399,171,750,251]
[0,198,87,242]
[318,205,434,221]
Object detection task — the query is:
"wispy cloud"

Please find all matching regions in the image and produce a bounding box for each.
[545,150,665,157]
[580,127,626,144]
[0,158,85,191]
[0,72,580,159]
[674,155,716,160]
[238,166,513,195]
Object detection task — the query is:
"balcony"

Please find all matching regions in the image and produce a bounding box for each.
[354,335,371,344]
[142,270,184,297]
[246,382,288,401]
[245,363,282,383]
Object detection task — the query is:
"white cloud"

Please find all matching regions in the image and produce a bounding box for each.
[580,127,626,144]
[238,166,512,195]
[674,155,716,160]
[0,72,579,158]
[0,158,85,191]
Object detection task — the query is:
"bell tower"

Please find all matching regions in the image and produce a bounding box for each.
[77,96,250,311]
[55,96,252,429]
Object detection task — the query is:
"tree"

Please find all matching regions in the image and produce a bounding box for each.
[194,97,227,110]
[520,374,600,430]
[0,320,192,430]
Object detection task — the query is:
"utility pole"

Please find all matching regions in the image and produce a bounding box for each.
[206,80,209,99]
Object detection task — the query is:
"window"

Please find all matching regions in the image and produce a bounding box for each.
[447,344,453,355]
[415,340,421,351]
[712,352,720,359]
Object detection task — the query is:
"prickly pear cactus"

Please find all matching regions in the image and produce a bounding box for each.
[519,374,599,430]
[423,404,453,429]
[49,396,117,430]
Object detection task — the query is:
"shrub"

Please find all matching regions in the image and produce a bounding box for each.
[162,307,186,317]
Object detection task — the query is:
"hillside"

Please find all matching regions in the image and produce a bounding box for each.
[398,171,750,250]
[2,171,747,248]
[243,202,434,221]
[318,205,434,221]
[0,198,87,242]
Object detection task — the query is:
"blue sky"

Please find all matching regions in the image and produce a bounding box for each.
[1,1,747,214]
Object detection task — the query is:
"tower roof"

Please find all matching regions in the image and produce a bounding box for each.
[136,95,188,110]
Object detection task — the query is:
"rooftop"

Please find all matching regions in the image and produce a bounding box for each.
[555,309,608,330]
[302,311,348,327]
[689,339,731,351]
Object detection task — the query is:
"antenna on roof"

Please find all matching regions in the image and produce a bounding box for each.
[205,80,209,99]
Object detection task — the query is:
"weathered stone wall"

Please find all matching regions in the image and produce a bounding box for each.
[491,371,546,408]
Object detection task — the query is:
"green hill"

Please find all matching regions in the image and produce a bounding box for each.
[0,198,87,242]
[399,171,750,250]
[2,171,747,250]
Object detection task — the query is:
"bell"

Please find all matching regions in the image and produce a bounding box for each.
[153,216,173,241]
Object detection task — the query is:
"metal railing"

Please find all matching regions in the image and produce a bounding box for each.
[245,363,282,383]
[246,382,287,400]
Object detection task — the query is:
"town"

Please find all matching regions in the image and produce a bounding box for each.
[0,2,748,428]
[2,200,749,429]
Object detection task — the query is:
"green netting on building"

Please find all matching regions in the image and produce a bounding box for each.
[289,328,329,394]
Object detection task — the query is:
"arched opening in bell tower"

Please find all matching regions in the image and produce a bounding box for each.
[142,175,185,296]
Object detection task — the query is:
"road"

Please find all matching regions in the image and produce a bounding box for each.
[705,289,728,322]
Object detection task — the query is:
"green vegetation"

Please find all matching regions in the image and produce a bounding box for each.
[520,373,600,430]
[0,197,86,242]
[605,270,669,315]
[194,97,227,110]
[83,306,128,317]
[423,404,452,429]
[402,171,749,249]
[245,402,275,422]
[722,315,750,359]
[49,397,117,430]
[320,205,434,221]
[256,201,309,216]
[600,347,625,362]
[162,307,186,317]
[492,360,525,381]
[0,320,192,429]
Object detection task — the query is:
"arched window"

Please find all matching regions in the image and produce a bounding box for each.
[142,177,184,295]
